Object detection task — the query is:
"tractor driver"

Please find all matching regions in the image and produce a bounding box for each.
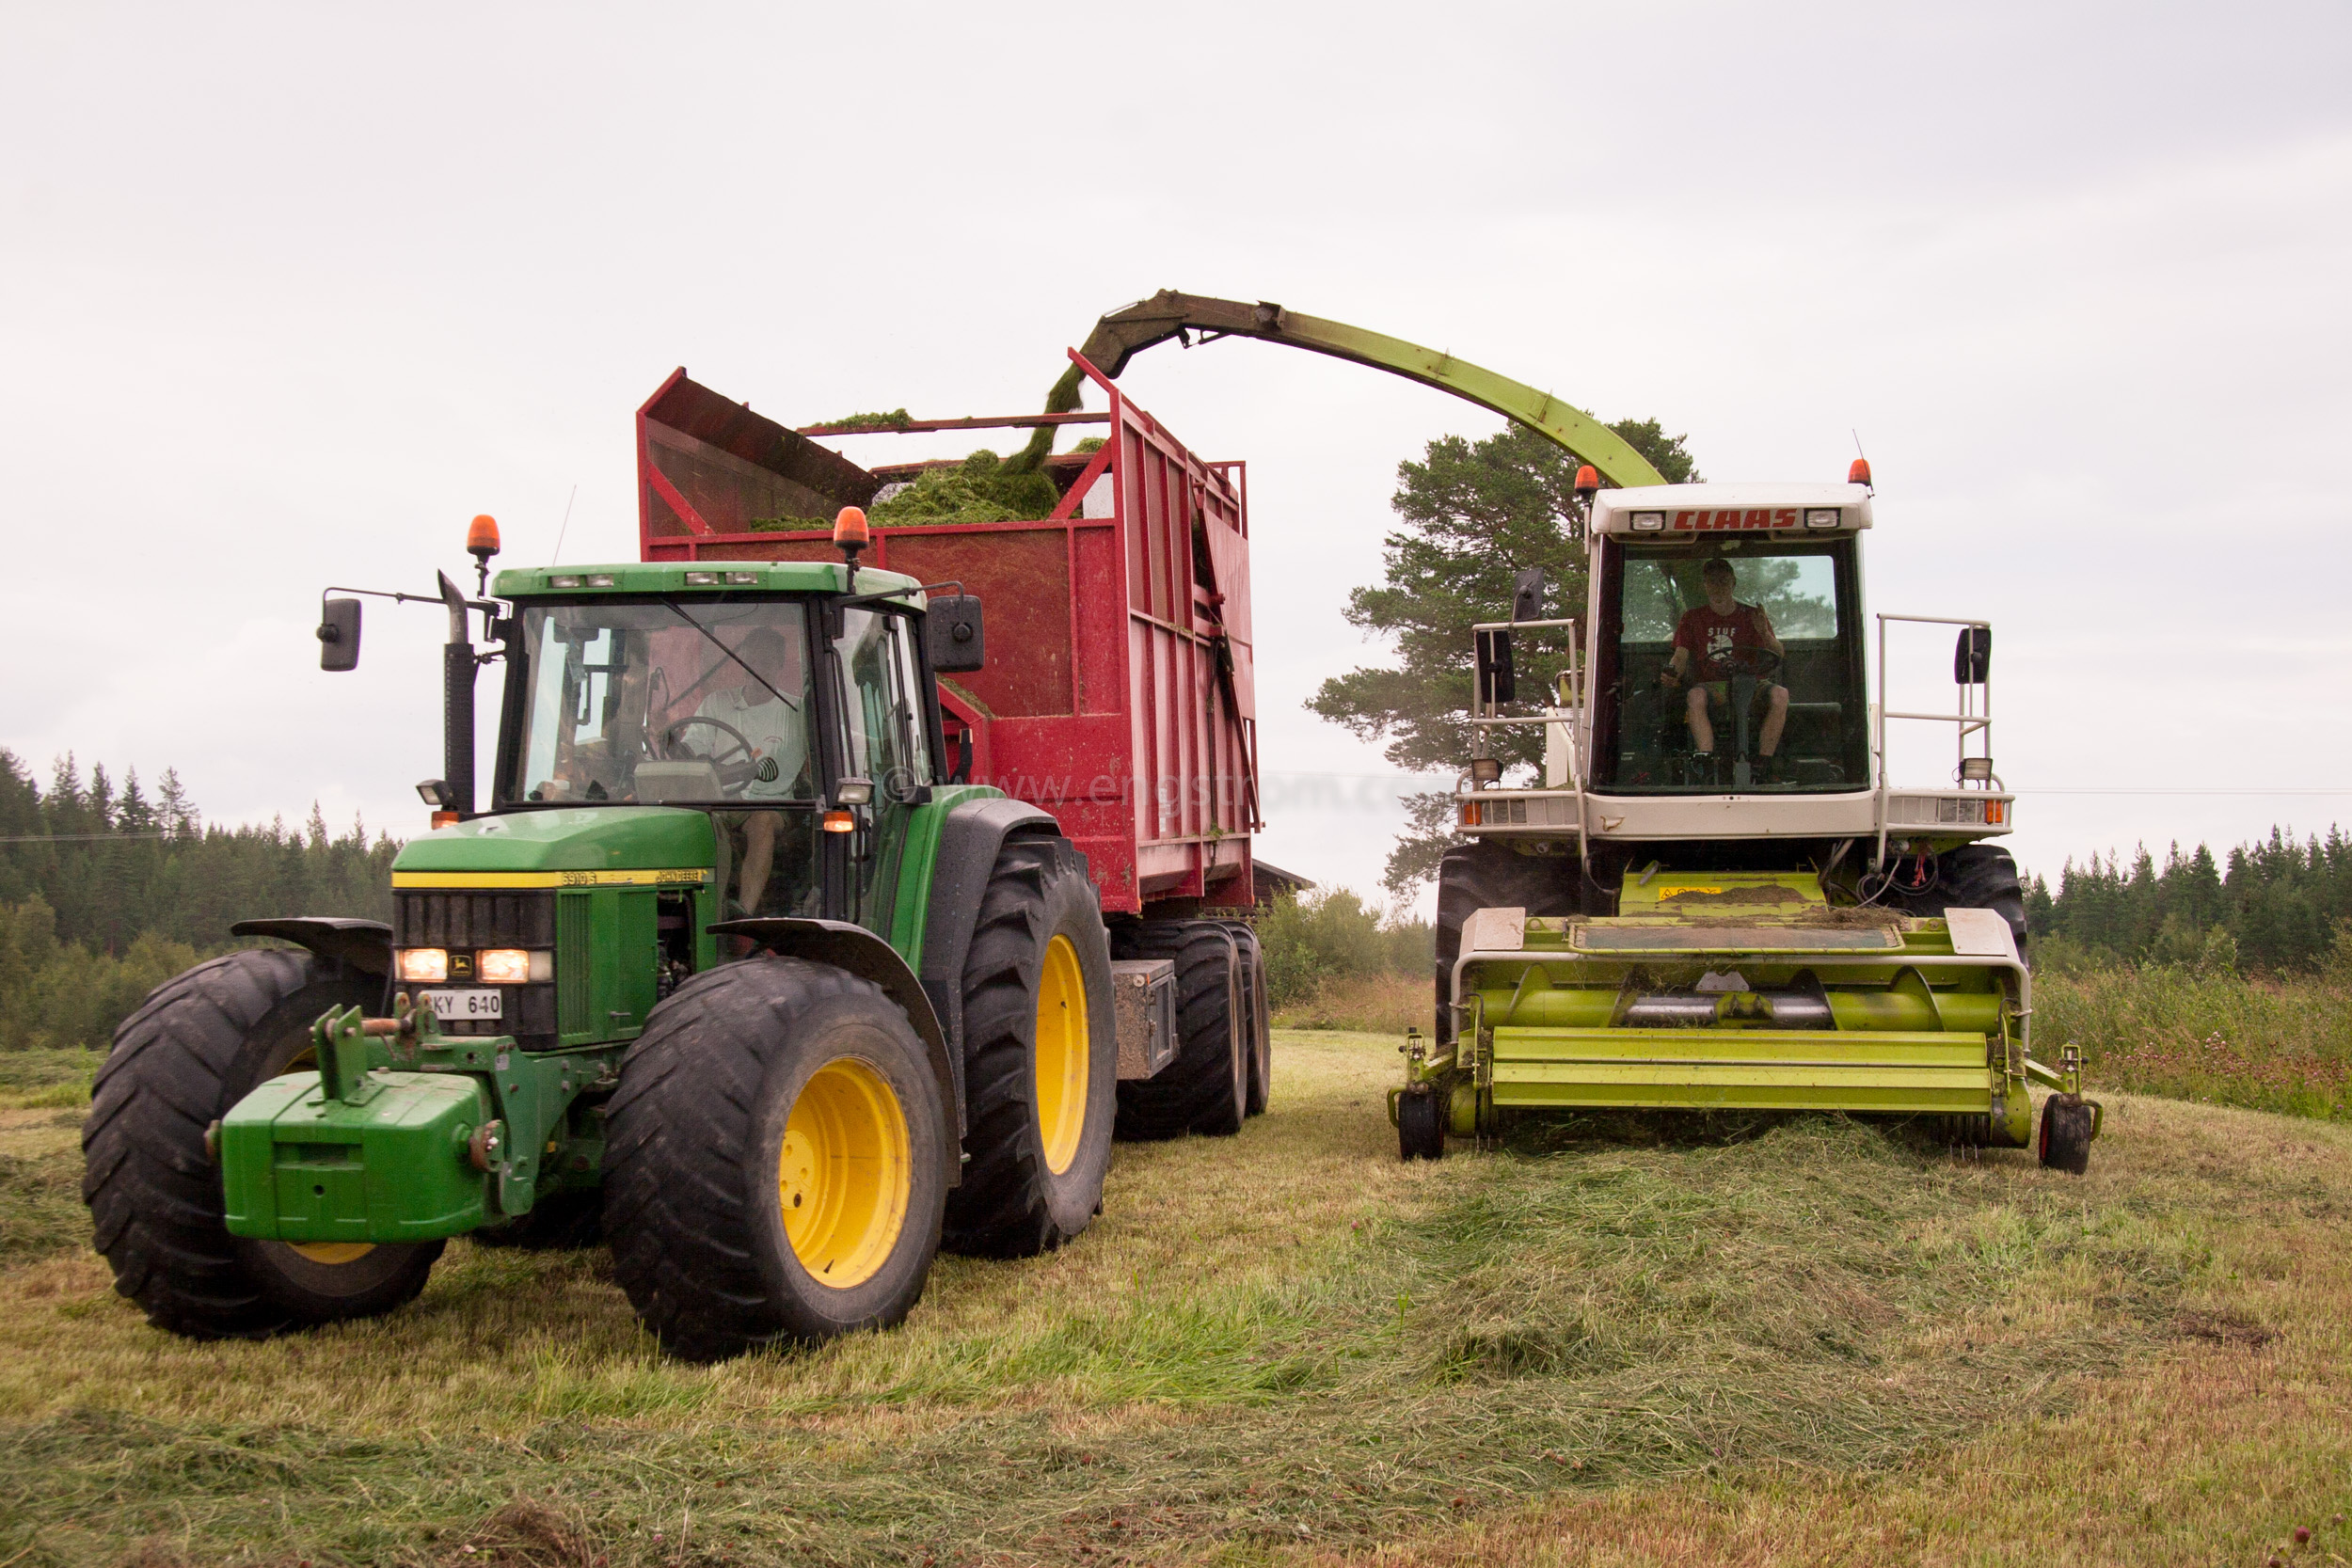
[1660,557,1789,775]
[694,626,810,917]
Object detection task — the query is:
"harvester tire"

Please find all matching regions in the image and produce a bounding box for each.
[603,956,946,1361]
[82,949,443,1339]
[2038,1095,2094,1175]
[1222,922,1272,1116]
[1435,843,1580,1045]
[1397,1088,1446,1161]
[941,838,1119,1259]
[1909,843,2030,960]
[1113,922,1244,1139]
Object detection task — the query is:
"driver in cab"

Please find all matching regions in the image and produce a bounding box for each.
[1660,557,1788,778]
[692,626,808,917]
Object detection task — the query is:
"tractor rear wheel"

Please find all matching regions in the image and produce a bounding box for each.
[1114,922,1244,1139]
[2038,1095,2094,1175]
[602,957,947,1361]
[82,950,443,1339]
[1434,843,1581,1045]
[1222,923,1272,1116]
[941,838,1119,1259]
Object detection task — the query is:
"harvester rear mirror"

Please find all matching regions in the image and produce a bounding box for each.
[318,597,362,672]
[1511,568,1547,624]
[1475,629,1516,707]
[1954,626,1991,683]
[927,594,986,673]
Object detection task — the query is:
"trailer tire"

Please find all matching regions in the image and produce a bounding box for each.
[1908,844,2029,961]
[941,839,1119,1259]
[81,949,442,1340]
[1398,1088,1446,1162]
[603,957,946,1361]
[1222,923,1272,1116]
[1114,922,1244,1139]
[1435,843,1581,1045]
[2037,1095,2093,1176]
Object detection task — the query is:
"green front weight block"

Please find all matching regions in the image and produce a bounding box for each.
[220,1069,493,1243]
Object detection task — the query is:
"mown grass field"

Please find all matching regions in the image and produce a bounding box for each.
[1,1036,2348,1566]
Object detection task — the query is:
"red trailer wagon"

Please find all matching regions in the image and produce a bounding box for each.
[634,354,1263,921]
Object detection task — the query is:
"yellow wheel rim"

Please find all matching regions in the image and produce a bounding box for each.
[1035,934,1089,1176]
[286,1242,374,1265]
[777,1058,911,1290]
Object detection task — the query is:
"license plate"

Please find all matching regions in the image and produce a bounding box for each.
[429,988,503,1021]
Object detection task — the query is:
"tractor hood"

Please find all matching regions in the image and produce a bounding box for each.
[391,807,716,886]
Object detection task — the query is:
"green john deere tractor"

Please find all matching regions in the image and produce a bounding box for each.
[80,521,1145,1360]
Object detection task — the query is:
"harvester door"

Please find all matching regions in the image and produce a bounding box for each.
[835,608,933,936]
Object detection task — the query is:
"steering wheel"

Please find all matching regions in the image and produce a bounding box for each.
[1718,644,1784,681]
[658,716,758,793]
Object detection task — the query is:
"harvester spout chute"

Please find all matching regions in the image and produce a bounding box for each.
[1079,291,1668,488]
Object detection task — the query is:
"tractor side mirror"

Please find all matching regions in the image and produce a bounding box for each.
[1511,568,1547,624]
[1475,628,1517,707]
[927,594,986,673]
[1954,626,1991,683]
[318,597,362,672]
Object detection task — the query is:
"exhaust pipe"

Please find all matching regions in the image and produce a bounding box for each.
[437,572,475,815]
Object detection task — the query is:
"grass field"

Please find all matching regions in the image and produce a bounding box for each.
[1,1034,2348,1566]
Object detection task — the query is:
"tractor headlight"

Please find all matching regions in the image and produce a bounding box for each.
[397,947,449,983]
[477,948,531,984]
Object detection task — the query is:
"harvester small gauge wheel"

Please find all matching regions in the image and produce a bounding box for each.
[2037,1095,2094,1176]
[602,956,947,1360]
[83,949,444,1339]
[1398,1088,1446,1162]
[942,837,1119,1259]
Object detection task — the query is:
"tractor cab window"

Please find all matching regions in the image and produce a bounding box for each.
[1591,537,1867,793]
[506,600,818,808]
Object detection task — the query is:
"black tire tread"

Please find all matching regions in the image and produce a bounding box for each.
[1434,843,1581,1045]
[1114,922,1242,1140]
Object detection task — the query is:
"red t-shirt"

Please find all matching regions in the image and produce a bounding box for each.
[1674,602,1768,680]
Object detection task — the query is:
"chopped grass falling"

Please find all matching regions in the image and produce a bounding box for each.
[0,1036,2344,1565]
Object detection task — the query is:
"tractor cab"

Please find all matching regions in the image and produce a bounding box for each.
[1584,483,1872,795]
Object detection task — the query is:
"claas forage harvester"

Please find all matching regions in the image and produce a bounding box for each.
[82,363,1273,1360]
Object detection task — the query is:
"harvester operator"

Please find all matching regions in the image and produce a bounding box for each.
[695,626,810,916]
[1660,557,1788,776]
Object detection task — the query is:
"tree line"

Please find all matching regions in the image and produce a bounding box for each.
[2026,826,2352,974]
[0,751,398,1051]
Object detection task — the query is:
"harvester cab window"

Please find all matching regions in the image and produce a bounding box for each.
[1592,538,1867,793]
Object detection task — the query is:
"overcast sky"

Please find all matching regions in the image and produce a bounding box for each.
[6,2,2348,912]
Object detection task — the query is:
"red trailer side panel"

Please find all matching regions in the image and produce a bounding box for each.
[637,356,1259,916]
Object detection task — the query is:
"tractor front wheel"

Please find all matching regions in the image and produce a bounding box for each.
[82,949,443,1339]
[942,838,1119,1259]
[602,957,947,1361]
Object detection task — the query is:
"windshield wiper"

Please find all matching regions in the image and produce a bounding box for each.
[658,597,799,712]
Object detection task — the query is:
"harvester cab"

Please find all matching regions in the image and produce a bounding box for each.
[1070,292,2097,1176]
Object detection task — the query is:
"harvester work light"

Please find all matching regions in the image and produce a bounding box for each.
[1629,512,1666,531]
[1803,509,1841,529]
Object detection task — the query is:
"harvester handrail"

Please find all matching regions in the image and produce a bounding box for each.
[1873,611,1997,870]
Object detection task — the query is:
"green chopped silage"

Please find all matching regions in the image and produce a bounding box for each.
[869,451,1062,528]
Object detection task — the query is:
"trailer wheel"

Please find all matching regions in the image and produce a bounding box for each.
[1434,843,1580,1046]
[603,956,946,1361]
[941,838,1119,1258]
[1398,1088,1446,1162]
[82,949,443,1340]
[1221,923,1272,1116]
[1114,922,1245,1139]
[2037,1095,2094,1175]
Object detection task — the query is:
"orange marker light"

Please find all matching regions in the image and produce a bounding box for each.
[833,506,870,547]
[822,810,857,833]
[1848,458,1872,486]
[467,514,501,557]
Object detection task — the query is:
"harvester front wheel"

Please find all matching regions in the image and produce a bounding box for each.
[1435,843,1580,1045]
[1907,843,2030,960]
[942,838,1119,1258]
[2038,1095,2094,1175]
[1114,922,1244,1139]
[82,949,443,1339]
[1222,923,1272,1116]
[602,957,946,1361]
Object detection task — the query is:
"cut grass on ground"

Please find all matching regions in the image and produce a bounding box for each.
[1,1034,2347,1565]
